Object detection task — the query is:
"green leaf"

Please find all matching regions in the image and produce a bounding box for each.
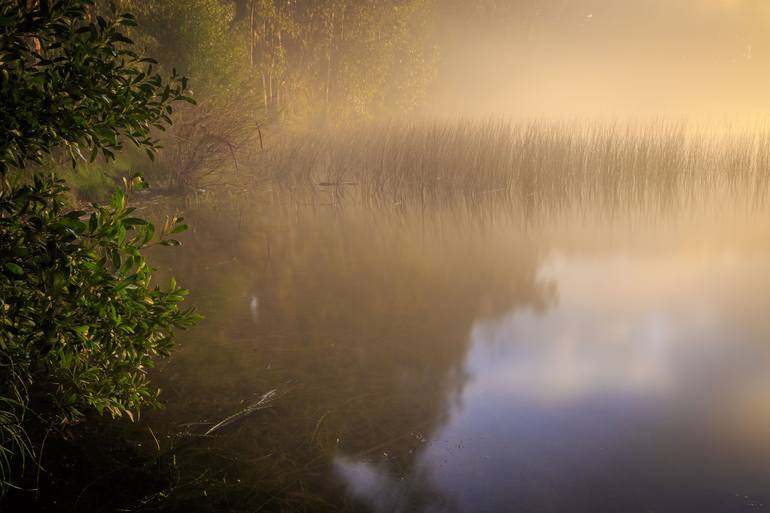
[170,224,188,234]
[4,263,23,275]
[123,217,148,227]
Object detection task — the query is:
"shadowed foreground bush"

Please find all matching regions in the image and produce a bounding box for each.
[0,174,200,492]
[0,0,201,494]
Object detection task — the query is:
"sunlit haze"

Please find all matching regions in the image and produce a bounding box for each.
[431,0,770,119]
[6,2,770,512]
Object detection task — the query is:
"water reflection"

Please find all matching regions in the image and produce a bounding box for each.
[64,194,770,512]
[140,201,554,512]
[334,248,770,513]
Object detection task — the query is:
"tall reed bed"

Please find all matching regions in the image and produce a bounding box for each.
[252,120,770,213]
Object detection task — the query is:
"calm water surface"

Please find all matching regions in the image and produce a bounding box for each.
[133,194,770,513]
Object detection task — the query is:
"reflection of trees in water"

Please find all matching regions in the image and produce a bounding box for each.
[144,198,555,512]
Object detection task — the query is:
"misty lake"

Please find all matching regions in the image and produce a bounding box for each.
[10,0,770,510]
[75,184,770,513]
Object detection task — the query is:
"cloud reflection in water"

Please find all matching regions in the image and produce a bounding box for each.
[334,251,770,513]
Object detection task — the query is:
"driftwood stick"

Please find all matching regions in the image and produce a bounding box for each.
[204,388,281,435]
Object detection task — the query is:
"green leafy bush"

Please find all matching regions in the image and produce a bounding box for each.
[0,0,193,173]
[0,174,201,489]
[0,0,200,493]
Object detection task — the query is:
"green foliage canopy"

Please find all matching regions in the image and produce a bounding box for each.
[0,0,199,493]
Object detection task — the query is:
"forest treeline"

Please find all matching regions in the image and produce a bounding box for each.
[123,0,530,127]
[128,0,437,124]
[46,0,518,194]
[82,0,438,191]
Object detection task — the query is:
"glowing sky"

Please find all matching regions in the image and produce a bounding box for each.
[432,0,770,118]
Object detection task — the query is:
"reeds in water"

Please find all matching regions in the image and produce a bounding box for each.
[252,119,770,214]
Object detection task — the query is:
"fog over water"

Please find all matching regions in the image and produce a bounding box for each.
[136,196,770,513]
[14,1,770,511]
[431,0,770,118]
